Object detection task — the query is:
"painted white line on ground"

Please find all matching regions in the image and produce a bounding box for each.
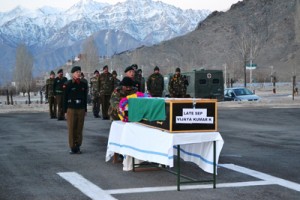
[221,164,300,192]
[57,172,117,200]
[106,180,273,194]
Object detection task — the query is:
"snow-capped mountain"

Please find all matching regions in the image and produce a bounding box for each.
[0,0,210,81]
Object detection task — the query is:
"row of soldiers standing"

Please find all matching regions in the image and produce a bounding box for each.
[45,64,189,120]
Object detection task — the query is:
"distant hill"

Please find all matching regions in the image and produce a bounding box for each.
[105,0,300,82]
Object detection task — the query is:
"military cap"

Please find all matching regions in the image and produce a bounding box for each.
[94,70,99,74]
[154,66,159,71]
[50,70,55,75]
[112,70,117,75]
[57,69,63,74]
[137,69,142,73]
[175,67,181,72]
[120,77,134,87]
[71,66,81,73]
[103,65,108,70]
[124,66,134,73]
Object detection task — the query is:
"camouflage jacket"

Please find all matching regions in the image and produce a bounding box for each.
[90,76,100,98]
[45,78,55,98]
[113,77,121,89]
[108,86,137,120]
[147,73,164,96]
[168,74,187,97]
[99,72,114,95]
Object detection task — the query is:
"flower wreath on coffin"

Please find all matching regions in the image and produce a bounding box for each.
[118,92,151,122]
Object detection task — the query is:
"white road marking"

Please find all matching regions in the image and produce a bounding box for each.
[57,172,117,200]
[58,164,300,198]
[221,164,300,192]
[106,180,273,194]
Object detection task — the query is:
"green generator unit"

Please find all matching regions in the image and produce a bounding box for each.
[164,69,224,101]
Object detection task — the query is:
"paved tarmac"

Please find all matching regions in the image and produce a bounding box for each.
[0,107,299,200]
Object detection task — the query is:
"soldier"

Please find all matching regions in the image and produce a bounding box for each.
[112,70,120,89]
[131,64,142,92]
[168,67,189,98]
[124,66,139,89]
[99,65,114,120]
[108,77,138,120]
[45,71,57,118]
[136,69,145,92]
[90,70,101,118]
[63,66,88,154]
[53,69,68,120]
[147,66,164,97]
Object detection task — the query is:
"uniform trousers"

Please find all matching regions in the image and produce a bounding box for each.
[56,95,64,119]
[92,96,101,117]
[101,94,111,119]
[66,108,85,149]
[48,96,57,118]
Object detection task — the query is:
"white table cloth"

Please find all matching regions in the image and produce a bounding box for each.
[106,121,224,173]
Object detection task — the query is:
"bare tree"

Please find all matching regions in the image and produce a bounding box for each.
[14,44,33,104]
[81,36,100,73]
[234,29,263,87]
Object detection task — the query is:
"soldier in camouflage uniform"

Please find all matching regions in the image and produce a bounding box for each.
[53,69,68,120]
[108,77,137,120]
[168,67,189,98]
[99,65,114,120]
[147,66,164,97]
[90,70,101,118]
[45,71,57,118]
[112,70,120,89]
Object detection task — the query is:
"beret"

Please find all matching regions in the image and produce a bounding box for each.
[124,66,134,73]
[71,66,81,73]
[137,69,142,73]
[57,69,63,74]
[103,65,108,70]
[120,77,134,87]
[112,70,117,75]
[175,67,181,72]
[94,70,99,74]
[50,71,55,75]
[154,66,159,71]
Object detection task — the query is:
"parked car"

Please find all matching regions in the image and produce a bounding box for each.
[224,87,261,101]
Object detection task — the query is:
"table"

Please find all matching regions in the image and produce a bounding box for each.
[106,121,224,190]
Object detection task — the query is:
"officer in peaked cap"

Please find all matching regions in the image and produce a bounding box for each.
[63,65,88,154]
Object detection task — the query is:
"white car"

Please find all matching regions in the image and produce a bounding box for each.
[224,87,261,101]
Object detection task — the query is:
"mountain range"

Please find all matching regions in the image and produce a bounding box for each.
[104,0,300,82]
[0,0,210,84]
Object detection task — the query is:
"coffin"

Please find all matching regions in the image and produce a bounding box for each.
[128,98,217,133]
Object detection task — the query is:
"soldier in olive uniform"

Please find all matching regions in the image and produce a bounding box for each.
[45,71,57,118]
[108,77,138,120]
[168,67,189,98]
[136,69,145,92]
[90,70,101,118]
[53,69,68,120]
[147,66,164,97]
[63,66,88,154]
[99,65,114,120]
[112,70,120,89]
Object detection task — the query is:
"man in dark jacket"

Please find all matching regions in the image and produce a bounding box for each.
[63,66,88,154]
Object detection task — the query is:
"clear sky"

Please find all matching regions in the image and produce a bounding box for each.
[0,0,241,12]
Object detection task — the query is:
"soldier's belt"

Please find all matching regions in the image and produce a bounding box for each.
[68,99,82,104]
